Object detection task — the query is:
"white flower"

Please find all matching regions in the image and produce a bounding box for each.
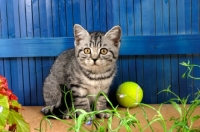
[0,106,3,113]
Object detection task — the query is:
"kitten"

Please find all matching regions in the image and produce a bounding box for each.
[42,24,121,119]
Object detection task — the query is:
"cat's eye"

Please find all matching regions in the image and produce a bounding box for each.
[84,48,91,54]
[100,48,108,55]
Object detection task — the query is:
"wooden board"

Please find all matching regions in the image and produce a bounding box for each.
[20,105,200,132]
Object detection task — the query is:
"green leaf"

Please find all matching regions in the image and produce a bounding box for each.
[0,94,9,130]
[10,100,21,109]
[170,101,182,116]
[7,109,30,132]
[180,61,190,67]
[191,115,200,124]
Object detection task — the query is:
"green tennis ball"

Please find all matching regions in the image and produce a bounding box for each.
[116,82,143,108]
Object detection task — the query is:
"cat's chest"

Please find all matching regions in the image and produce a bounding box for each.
[85,78,112,95]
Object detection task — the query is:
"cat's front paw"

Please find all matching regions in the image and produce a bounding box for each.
[41,106,54,115]
[97,112,111,118]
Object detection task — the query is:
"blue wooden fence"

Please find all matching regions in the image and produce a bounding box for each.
[0,0,200,106]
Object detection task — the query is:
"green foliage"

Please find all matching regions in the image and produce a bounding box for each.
[37,61,200,132]
[0,94,9,130]
[7,109,30,132]
[0,94,30,132]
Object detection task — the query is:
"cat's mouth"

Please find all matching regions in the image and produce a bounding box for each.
[92,64,99,67]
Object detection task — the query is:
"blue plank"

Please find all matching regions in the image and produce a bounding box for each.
[22,58,31,105]
[128,56,136,82]
[10,58,24,105]
[185,0,191,34]
[0,59,4,75]
[121,56,129,82]
[184,1,193,101]
[13,0,20,38]
[19,0,29,106]
[99,0,107,32]
[59,0,67,37]
[134,0,142,35]
[119,0,127,36]
[2,35,200,57]
[46,0,53,37]
[127,0,134,36]
[126,0,135,83]
[18,0,27,37]
[111,0,119,27]
[169,0,179,99]
[8,0,24,105]
[7,0,15,38]
[177,0,185,34]
[162,0,171,101]
[191,0,199,34]
[85,0,93,31]
[162,0,169,34]
[192,54,200,98]
[155,0,164,102]
[142,0,157,104]
[157,55,165,103]
[133,0,143,103]
[93,0,100,31]
[66,0,74,37]
[186,55,193,101]
[106,0,113,29]
[0,37,74,57]
[73,0,81,25]
[79,0,86,28]
[41,0,56,89]
[27,0,39,105]
[191,0,200,99]
[120,35,200,55]
[177,0,187,100]
[155,0,162,35]
[163,55,171,101]
[26,0,33,37]
[169,0,177,34]
[141,0,155,35]
[29,58,37,105]
[143,56,157,103]
[39,0,47,37]
[171,55,179,97]
[0,0,8,38]
[32,0,43,105]
[32,0,40,37]
[118,0,128,85]
[52,0,60,37]
[3,59,12,89]
[35,58,44,105]
[1,0,11,90]
[135,56,144,99]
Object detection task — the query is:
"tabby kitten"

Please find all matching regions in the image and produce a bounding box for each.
[42,24,121,118]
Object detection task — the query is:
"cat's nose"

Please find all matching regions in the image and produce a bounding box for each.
[93,59,98,63]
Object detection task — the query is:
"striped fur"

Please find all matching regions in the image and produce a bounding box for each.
[42,24,121,118]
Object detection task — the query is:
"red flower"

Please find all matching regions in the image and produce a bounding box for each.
[0,75,18,101]
[9,93,18,101]
[0,75,7,84]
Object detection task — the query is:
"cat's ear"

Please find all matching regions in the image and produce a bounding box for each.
[105,26,121,47]
[74,24,89,46]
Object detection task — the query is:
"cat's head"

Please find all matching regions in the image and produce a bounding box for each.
[74,24,121,73]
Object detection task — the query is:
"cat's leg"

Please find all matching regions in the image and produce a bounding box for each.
[71,85,91,116]
[42,74,63,116]
[96,94,111,118]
